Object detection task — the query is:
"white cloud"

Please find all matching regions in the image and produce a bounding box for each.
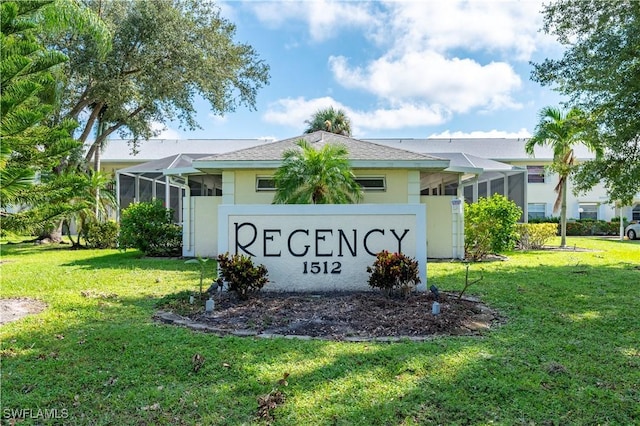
[428,128,532,139]
[150,122,181,139]
[253,1,556,134]
[381,0,551,61]
[351,104,449,131]
[250,1,553,59]
[249,0,378,42]
[262,96,450,134]
[263,96,346,131]
[330,52,522,113]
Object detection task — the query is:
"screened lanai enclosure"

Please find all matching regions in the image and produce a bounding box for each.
[437,153,527,221]
[116,154,221,222]
[116,151,528,224]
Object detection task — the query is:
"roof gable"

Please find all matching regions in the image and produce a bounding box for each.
[198,131,445,163]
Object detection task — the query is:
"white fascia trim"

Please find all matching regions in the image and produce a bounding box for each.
[191,159,450,171]
[162,167,200,176]
[349,160,450,169]
[444,166,483,174]
[192,160,281,169]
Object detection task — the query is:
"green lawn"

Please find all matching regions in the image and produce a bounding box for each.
[1,238,639,425]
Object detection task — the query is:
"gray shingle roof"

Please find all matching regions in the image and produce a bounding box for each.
[100,139,271,161]
[201,131,445,162]
[366,138,598,161]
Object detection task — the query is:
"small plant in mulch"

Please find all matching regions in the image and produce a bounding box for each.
[217,252,269,300]
[184,256,210,296]
[366,250,420,297]
[458,263,483,300]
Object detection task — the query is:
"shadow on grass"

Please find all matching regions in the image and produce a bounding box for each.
[59,250,219,275]
[2,258,639,424]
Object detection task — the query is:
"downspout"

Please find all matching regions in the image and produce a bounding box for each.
[115,171,121,223]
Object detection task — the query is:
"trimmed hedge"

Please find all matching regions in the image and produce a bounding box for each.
[527,217,626,236]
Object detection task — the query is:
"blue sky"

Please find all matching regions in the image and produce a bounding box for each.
[155,0,566,141]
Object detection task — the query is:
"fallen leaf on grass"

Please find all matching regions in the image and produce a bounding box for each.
[55,334,64,340]
[277,372,290,386]
[192,354,205,372]
[257,389,285,422]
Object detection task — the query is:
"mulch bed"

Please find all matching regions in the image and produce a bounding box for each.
[180,291,500,340]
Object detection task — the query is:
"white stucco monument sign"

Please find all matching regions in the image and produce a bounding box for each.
[218,204,427,291]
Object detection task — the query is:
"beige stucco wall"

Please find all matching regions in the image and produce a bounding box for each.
[233,169,276,204]
[188,195,464,260]
[229,168,411,204]
[421,196,464,259]
[186,196,222,258]
[187,173,464,260]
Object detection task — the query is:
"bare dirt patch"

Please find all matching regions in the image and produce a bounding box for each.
[162,291,500,341]
[0,298,47,325]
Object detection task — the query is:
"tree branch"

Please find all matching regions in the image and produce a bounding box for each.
[85,105,147,161]
[79,102,103,144]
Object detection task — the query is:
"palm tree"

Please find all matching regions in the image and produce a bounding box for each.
[525,106,601,247]
[273,139,363,204]
[304,107,352,136]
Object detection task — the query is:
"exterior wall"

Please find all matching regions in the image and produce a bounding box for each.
[185,178,464,261]
[359,169,410,203]
[230,168,412,204]
[517,163,616,221]
[185,196,222,258]
[101,161,135,176]
[233,169,276,204]
[421,196,464,259]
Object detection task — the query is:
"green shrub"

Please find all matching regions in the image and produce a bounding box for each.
[366,250,420,297]
[516,223,558,249]
[216,252,268,300]
[118,200,182,256]
[465,195,522,261]
[528,216,560,224]
[83,220,119,249]
[564,219,621,236]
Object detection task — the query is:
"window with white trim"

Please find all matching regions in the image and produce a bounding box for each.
[528,203,546,220]
[355,177,386,191]
[255,177,276,191]
[632,204,640,221]
[579,203,598,220]
[527,165,545,183]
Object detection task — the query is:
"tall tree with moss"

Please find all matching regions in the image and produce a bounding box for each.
[532,0,640,206]
[525,106,601,247]
[46,0,270,171]
[304,106,352,136]
[273,140,363,204]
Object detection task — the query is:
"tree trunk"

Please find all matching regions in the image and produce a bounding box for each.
[38,219,64,244]
[560,178,568,248]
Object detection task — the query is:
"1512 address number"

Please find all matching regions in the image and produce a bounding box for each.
[302,261,342,274]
